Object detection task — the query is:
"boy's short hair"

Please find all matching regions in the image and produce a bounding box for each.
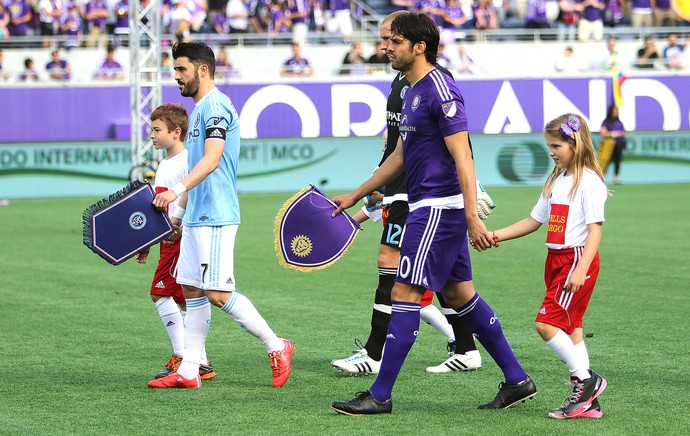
[151,103,188,138]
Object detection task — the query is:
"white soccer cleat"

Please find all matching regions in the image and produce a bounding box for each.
[426,350,482,373]
[331,348,381,375]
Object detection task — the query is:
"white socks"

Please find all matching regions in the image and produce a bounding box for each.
[420,305,454,342]
[178,296,211,379]
[545,329,590,381]
[155,297,185,356]
[220,291,284,353]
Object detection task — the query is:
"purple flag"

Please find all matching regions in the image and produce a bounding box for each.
[275,185,361,271]
[82,181,174,265]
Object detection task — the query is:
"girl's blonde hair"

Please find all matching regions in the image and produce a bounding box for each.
[542,113,605,200]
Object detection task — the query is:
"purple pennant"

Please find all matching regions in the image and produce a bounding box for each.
[274,185,361,271]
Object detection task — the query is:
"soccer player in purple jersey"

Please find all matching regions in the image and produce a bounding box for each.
[330,11,536,415]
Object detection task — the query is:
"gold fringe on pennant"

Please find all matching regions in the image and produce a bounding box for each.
[273,185,361,272]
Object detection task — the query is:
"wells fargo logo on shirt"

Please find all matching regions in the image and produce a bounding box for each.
[546,204,569,244]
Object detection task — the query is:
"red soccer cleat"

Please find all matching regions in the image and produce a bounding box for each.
[269,339,294,388]
[147,372,201,389]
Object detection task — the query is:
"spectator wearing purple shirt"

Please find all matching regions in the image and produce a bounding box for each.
[61,5,83,49]
[325,0,352,42]
[113,1,129,36]
[414,0,445,26]
[473,0,498,30]
[286,0,308,44]
[7,0,32,36]
[213,7,229,32]
[576,0,605,41]
[248,0,270,32]
[84,0,109,47]
[46,50,71,80]
[601,0,623,27]
[280,42,313,76]
[525,0,551,28]
[440,0,468,46]
[96,46,125,80]
[268,0,291,37]
[653,0,675,26]
[19,57,39,82]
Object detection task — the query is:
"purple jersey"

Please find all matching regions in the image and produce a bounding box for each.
[525,0,548,23]
[328,0,349,11]
[114,1,128,29]
[282,57,311,74]
[577,0,604,21]
[61,15,81,35]
[85,0,108,31]
[8,0,31,36]
[288,0,307,24]
[399,68,468,204]
[442,5,465,29]
[655,0,670,8]
[46,59,70,80]
[98,60,123,79]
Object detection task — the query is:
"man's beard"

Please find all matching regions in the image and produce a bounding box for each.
[180,72,200,97]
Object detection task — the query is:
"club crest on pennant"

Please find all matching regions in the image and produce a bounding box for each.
[291,234,313,257]
[274,185,361,271]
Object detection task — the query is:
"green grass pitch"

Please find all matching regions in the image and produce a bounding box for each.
[0,184,688,435]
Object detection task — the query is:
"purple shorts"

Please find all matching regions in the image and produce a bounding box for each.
[396,207,472,291]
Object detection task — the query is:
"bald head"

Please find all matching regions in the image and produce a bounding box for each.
[381,10,407,28]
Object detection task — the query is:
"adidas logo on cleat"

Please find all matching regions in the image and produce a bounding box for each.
[155,281,165,289]
[166,321,175,327]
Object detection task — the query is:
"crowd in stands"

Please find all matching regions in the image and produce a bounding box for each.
[0,0,688,81]
[0,1,688,47]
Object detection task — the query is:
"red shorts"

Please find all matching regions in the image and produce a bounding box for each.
[536,247,599,335]
[421,289,434,308]
[149,238,185,305]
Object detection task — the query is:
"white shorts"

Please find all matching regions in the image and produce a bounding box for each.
[176,225,237,292]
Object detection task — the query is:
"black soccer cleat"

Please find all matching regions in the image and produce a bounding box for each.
[478,376,537,409]
[332,390,392,415]
[562,371,607,417]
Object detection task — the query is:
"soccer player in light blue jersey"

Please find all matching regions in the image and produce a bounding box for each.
[331,12,536,415]
[149,41,294,389]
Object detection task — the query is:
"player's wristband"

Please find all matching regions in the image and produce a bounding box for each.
[172,206,186,220]
[171,182,187,198]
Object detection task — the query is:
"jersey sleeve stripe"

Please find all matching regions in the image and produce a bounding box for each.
[430,69,452,102]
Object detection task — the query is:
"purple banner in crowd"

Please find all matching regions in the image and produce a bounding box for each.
[2,75,689,142]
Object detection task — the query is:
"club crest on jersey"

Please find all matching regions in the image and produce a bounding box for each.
[400,85,409,99]
[411,95,421,112]
[128,211,147,230]
[442,102,457,118]
[194,113,201,128]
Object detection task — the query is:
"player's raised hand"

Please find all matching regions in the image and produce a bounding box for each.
[331,193,358,217]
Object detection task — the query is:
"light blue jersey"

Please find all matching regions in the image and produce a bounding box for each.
[184,87,241,227]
